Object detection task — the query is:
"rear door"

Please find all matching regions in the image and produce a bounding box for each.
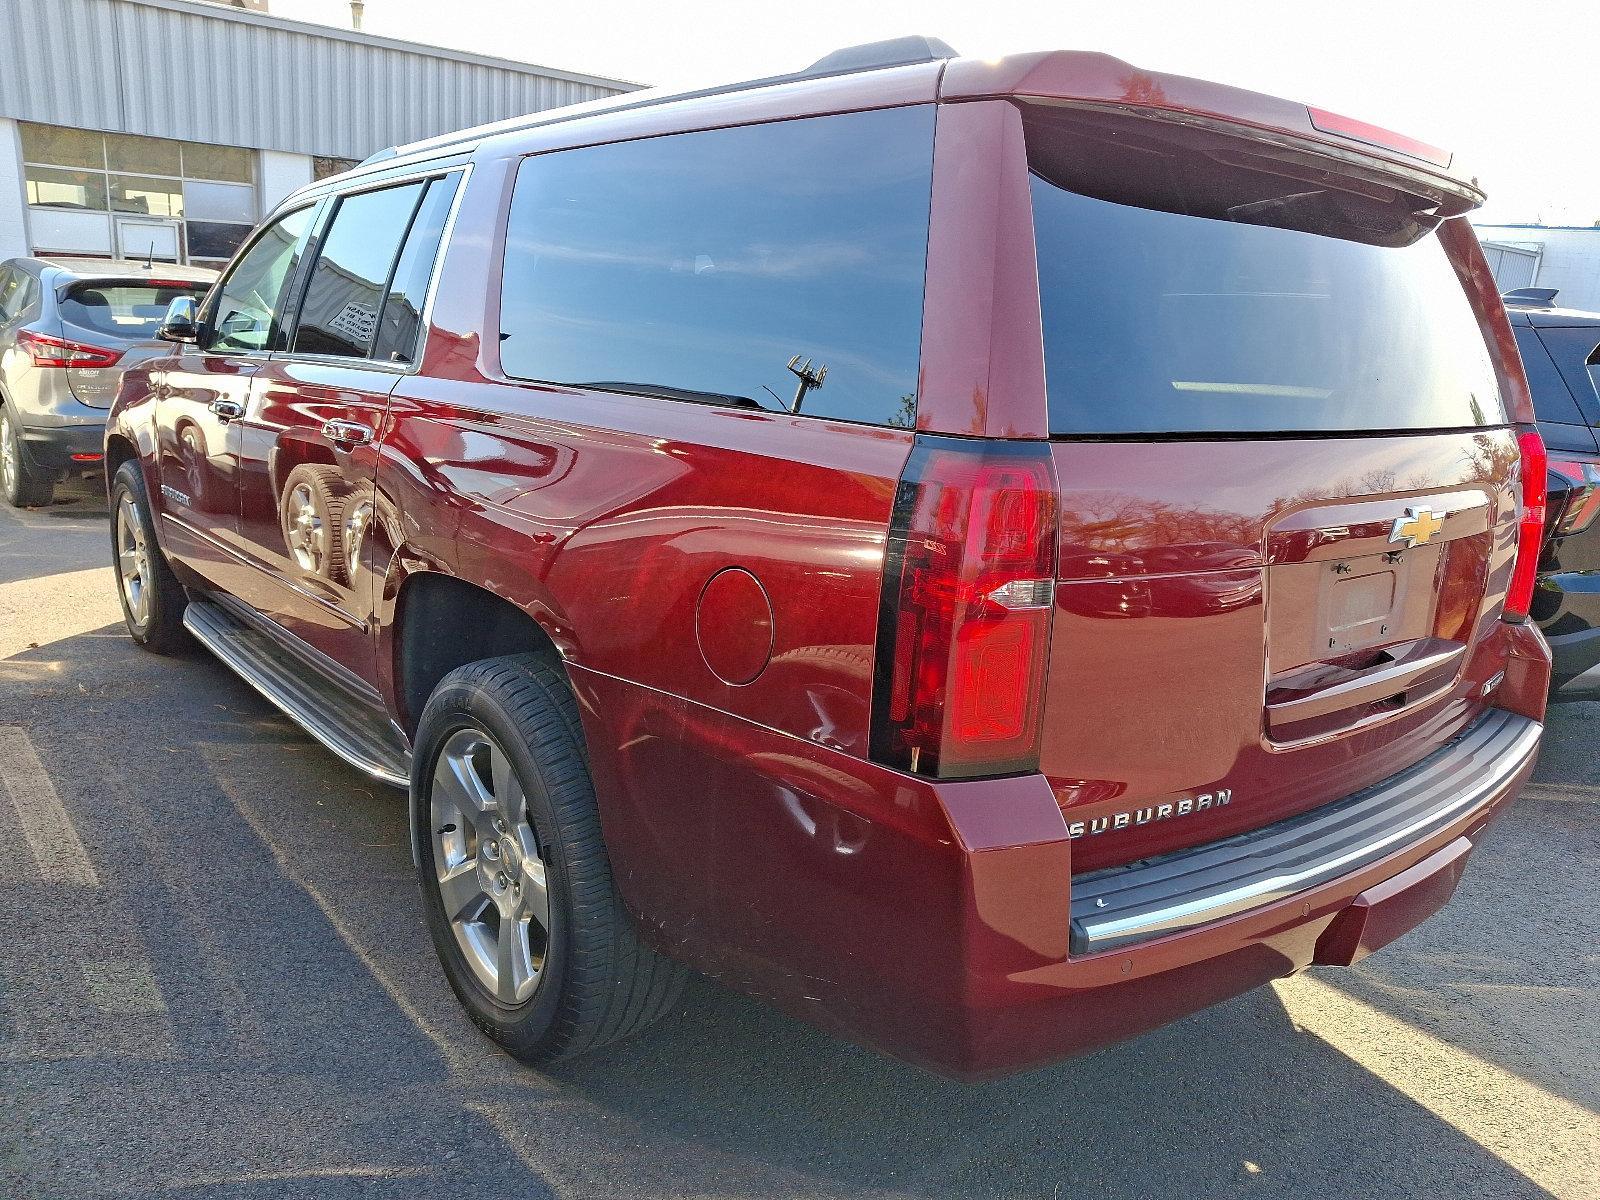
[232,172,461,682]
[1019,103,1519,873]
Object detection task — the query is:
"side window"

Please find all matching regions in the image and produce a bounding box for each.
[0,269,22,322]
[291,181,425,359]
[372,175,459,364]
[1536,327,1600,419]
[499,106,935,428]
[208,207,316,353]
[1514,327,1585,425]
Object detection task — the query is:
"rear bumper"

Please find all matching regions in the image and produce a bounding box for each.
[1069,708,1538,955]
[17,418,106,473]
[1536,571,1600,689]
[578,623,1548,1080]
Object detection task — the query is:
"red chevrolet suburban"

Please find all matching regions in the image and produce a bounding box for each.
[105,38,1550,1079]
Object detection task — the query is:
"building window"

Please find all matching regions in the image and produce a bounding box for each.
[19,122,258,266]
[313,156,361,182]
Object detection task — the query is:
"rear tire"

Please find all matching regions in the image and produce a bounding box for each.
[110,460,188,653]
[413,654,687,1065]
[1,406,55,508]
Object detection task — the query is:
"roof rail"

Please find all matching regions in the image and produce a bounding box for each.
[1504,287,1560,308]
[800,36,959,76]
[357,34,959,170]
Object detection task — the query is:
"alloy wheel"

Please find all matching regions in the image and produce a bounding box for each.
[430,727,552,1005]
[115,493,151,627]
[0,412,16,496]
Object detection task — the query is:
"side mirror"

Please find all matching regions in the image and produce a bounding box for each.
[157,295,200,344]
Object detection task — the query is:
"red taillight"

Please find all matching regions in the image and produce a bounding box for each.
[15,329,122,369]
[1505,426,1548,622]
[1548,456,1600,536]
[871,437,1058,779]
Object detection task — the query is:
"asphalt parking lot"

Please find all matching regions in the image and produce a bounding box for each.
[0,480,1595,1199]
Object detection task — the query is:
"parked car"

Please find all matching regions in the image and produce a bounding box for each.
[1503,288,1600,693]
[103,38,1551,1080]
[0,258,215,507]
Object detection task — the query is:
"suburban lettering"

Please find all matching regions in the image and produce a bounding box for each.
[1064,786,1237,838]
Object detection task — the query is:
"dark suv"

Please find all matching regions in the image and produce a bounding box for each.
[105,39,1551,1079]
[1504,289,1600,692]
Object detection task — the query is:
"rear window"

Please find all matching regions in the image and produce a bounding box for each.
[61,282,208,340]
[498,106,934,428]
[1025,105,1505,436]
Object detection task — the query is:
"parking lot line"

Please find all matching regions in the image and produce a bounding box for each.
[0,725,100,887]
[1275,974,1599,1199]
[1518,782,1600,805]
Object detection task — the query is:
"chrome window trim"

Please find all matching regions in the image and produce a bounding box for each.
[269,164,471,377]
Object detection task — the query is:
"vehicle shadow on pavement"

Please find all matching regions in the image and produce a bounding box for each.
[1320,698,1600,1117]
[0,623,1584,1199]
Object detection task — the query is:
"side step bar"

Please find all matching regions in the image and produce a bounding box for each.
[183,595,411,787]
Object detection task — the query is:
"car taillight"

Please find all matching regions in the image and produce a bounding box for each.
[1505,425,1548,622]
[15,329,122,369]
[1548,456,1600,536]
[870,437,1058,779]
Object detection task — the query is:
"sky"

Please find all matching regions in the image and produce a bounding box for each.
[267,0,1595,226]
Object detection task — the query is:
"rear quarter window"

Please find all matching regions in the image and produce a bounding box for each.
[498,106,934,428]
[1025,104,1505,436]
[1533,326,1600,421]
[1513,326,1586,426]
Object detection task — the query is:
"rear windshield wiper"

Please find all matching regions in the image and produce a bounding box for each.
[580,381,779,412]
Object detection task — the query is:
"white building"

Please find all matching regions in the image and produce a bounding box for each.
[1476,224,1600,314]
[0,0,637,267]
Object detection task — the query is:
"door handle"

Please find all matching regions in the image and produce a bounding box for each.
[322,419,374,447]
[209,397,244,421]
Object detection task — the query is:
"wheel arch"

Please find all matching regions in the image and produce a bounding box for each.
[390,569,571,739]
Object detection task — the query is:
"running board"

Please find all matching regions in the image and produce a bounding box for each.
[183,596,411,787]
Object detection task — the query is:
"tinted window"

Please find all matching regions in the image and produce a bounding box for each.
[293,182,425,359]
[372,175,459,364]
[62,283,209,341]
[1534,326,1600,419]
[499,106,934,427]
[1514,327,1585,425]
[0,269,27,322]
[208,207,315,352]
[1026,106,1504,435]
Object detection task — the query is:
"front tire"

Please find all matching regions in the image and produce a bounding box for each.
[110,460,188,653]
[413,655,686,1065]
[1,406,55,508]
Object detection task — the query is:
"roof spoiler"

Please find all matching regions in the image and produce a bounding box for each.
[1503,287,1559,308]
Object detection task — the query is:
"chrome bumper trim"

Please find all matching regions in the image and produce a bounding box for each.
[1070,708,1541,955]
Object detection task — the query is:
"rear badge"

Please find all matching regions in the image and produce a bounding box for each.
[1067,789,1232,840]
[1390,506,1443,548]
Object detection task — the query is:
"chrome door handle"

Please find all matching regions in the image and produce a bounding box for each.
[209,397,244,421]
[322,419,374,447]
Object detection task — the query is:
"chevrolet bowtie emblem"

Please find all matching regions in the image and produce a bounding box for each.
[1390,506,1444,548]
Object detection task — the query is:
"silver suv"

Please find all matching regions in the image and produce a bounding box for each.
[0,257,214,507]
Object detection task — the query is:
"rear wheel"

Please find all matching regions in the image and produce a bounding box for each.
[110,460,187,653]
[413,654,687,1064]
[0,406,55,508]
